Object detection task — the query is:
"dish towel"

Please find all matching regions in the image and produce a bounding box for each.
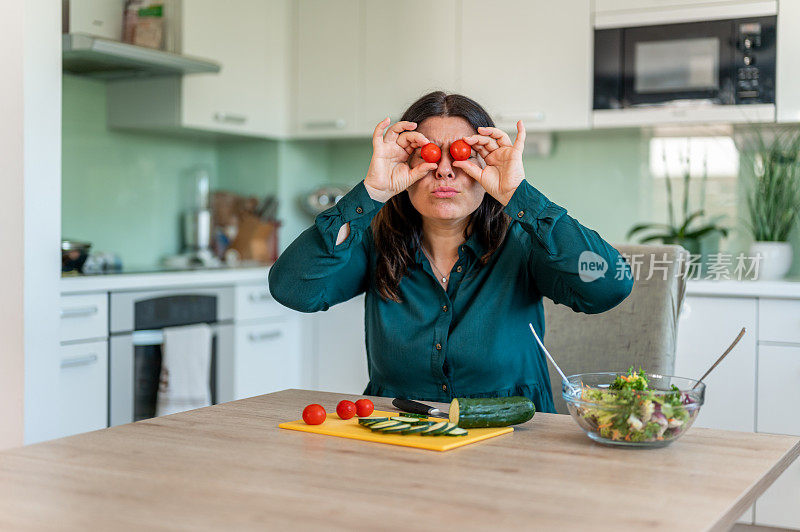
[156,323,213,417]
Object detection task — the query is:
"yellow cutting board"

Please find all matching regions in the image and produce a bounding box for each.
[279,410,513,451]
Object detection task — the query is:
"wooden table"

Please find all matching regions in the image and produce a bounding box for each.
[0,389,797,531]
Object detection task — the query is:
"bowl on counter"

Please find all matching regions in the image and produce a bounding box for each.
[61,239,92,273]
[562,372,705,448]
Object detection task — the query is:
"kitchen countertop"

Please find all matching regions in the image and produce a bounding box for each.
[0,389,796,531]
[686,278,800,299]
[60,264,270,294]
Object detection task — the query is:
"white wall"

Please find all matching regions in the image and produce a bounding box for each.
[0,0,62,448]
[0,1,26,450]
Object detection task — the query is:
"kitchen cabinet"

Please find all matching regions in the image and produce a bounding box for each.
[777,0,800,123]
[359,0,457,131]
[58,340,108,437]
[233,317,302,400]
[292,0,360,137]
[108,0,289,138]
[315,295,368,394]
[459,0,592,131]
[674,295,757,432]
[59,293,108,343]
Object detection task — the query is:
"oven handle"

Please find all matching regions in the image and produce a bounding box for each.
[131,326,220,346]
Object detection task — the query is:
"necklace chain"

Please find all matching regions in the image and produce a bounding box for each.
[421,245,450,286]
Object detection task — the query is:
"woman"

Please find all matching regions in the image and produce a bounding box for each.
[268,92,633,413]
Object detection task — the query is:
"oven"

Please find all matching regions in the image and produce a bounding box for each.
[594,16,776,111]
[108,287,235,426]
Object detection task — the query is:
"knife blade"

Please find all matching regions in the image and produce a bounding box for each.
[392,398,448,419]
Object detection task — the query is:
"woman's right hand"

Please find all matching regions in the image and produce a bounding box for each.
[363,118,438,203]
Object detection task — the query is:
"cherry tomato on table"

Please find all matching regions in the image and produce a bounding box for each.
[355,398,374,417]
[302,404,326,425]
[420,143,442,164]
[449,139,471,161]
[336,400,357,420]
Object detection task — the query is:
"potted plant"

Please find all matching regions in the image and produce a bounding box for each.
[744,130,800,280]
[628,146,728,259]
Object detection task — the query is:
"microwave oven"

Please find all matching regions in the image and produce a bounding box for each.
[594,16,776,111]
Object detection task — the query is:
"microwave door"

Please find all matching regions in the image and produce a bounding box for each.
[622,20,734,106]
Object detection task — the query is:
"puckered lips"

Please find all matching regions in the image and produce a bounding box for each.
[432,186,458,199]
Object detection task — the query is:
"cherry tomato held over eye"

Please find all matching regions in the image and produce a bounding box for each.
[302,404,326,425]
[449,139,471,161]
[420,142,442,164]
[336,400,357,420]
[355,398,374,417]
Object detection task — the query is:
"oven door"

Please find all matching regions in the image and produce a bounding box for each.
[109,323,234,427]
[622,20,734,106]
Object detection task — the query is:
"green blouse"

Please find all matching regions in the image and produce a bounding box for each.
[268,180,633,413]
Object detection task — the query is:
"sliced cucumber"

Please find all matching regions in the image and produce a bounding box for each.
[369,420,402,431]
[398,412,428,418]
[445,427,469,436]
[390,416,424,424]
[380,423,411,433]
[420,421,449,435]
[439,423,460,435]
[400,424,429,435]
[358,417,388,426]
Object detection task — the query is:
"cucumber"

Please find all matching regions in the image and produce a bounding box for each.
[390,416,424,424]
[380,423,411,433]
[449,396,535,428]
[445,427,469,436]
[420,421,449,435]
[398,412,428,419]
[400,425,429,435]
[369,420,402,431]
[358,417,388,426]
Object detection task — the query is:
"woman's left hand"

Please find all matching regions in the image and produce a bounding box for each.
[453,120,526,206]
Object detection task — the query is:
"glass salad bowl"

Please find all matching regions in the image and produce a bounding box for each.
[563,371,705,448]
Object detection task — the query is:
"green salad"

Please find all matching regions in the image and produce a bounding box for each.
[575,368,697,443]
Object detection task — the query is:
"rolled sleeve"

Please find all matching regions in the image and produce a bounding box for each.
[314,181,385,254]
[503,179,567,254]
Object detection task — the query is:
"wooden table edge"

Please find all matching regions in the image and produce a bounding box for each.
[709,437,800,532]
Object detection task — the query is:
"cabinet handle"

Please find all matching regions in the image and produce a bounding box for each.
[60,353,99,368]
[303,118,347,130]
[213,112,248,125]
[60,305,99,318]
[496,111,545,123]
[248,330,282,342]
[248,292,272,303]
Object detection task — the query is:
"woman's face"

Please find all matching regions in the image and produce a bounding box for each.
[406,116,485,222]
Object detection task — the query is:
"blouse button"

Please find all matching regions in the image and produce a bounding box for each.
[435,343,442,351]
[456,266,462,273]
[517,210,524,218]
[356,206,363,214]
[442,384,448,392]
[442,305,448,312]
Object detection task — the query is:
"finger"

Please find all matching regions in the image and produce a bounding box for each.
[384,120,417,144]
[513,121,526,152]
[397,131,431,154]
[477,126,512,147]
[372,117,391,148]
[452,160,483,182]
[463,135,499,158]
[408,162,437,183]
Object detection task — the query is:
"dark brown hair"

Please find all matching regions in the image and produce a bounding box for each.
[371,91,511,302]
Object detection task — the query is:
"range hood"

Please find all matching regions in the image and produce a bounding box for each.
[62,33,220,79]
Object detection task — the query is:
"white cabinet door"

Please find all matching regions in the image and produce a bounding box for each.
[59,293,108,343]
[778,0,800,122]
[58,340,108,438]
[315,295,368,394]
[359,0,457,131]
[674,296,757,432]
[293,0,360,136]
[460,0,591,131]
[755,344,800,528]
[181,0,289,137]
[233,318,302,400]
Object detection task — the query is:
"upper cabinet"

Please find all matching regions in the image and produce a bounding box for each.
[460,0,592,132]
[359,0,458,132]
[108,0,289,138]
[292,0,360,137]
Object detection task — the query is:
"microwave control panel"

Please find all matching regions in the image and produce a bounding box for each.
[735,20,773,102]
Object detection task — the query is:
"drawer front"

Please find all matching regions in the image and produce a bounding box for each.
[58,340,108,438]
[59,293,108,343]
[234,283,285,322]
[233,319,301,400]
[755,459,800,529]
[757,345,800,435]
[759,299,800,344]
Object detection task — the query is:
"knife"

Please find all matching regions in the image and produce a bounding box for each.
[392,398,449,419]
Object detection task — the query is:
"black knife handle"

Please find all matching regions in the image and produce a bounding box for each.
[392,398,433,416]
